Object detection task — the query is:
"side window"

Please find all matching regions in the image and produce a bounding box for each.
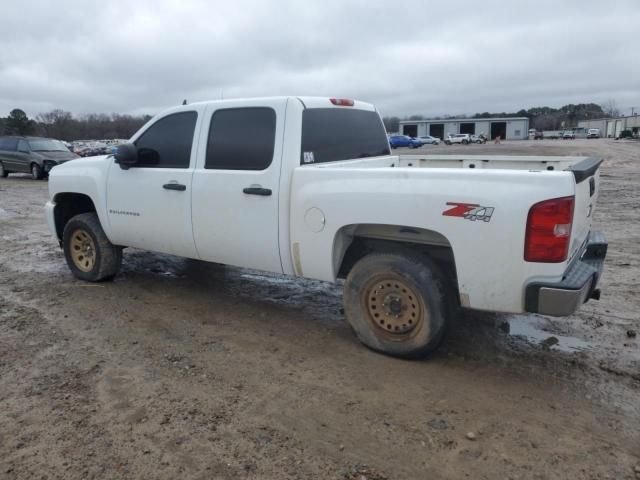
[206,107,276,170]
[134,111,197,168]
[0,138,18,151]
[17,140,29,152]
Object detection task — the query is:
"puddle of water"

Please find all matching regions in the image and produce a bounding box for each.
[0,207,14,219]
[507,315,593,352]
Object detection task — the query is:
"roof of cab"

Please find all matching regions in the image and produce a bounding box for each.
[164,96,376,113]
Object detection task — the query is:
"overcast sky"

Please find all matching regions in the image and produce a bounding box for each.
[1,0,639,119]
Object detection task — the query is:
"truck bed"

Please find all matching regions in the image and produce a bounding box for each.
[312,154,592,173]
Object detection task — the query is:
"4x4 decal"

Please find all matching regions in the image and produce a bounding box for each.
[442,202,495,222]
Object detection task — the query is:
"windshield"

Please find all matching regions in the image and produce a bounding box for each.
[301,108,390,164]
[28,139,69,152]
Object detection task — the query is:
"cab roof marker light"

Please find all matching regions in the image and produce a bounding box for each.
[330,98,354,107]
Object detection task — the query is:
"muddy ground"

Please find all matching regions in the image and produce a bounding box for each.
[0,139,639,479]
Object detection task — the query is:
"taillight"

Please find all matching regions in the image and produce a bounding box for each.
[330,98,354,106]
[524,196,574,263]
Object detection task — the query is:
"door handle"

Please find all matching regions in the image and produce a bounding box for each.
[163,183,186,191]
[243,187,272,196]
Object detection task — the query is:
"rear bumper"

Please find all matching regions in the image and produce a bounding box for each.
[524,231,607,316]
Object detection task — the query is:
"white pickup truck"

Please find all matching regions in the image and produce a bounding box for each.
[45,96,607,358]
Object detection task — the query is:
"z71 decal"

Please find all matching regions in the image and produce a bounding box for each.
[442,202,495,222]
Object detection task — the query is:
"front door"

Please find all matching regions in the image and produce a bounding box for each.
[191,99,286,273]
[15,139,32,172]
[105,110,201,258]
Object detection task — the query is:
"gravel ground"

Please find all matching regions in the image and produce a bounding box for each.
[0,139,639,479]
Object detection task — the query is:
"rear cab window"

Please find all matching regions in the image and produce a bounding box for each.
[300,108,390,164]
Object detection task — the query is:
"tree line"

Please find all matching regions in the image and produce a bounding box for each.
[0,100,623,140]
[0,108,152,141]
[383,101,621,133]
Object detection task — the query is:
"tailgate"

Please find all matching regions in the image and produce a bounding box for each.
[567,157,603,260]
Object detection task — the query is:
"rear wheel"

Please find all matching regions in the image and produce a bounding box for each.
[343,252,448,359]
[462,140,469,145]
[63,212,122,281]
[0,162,7,178]
[31,163,44,180]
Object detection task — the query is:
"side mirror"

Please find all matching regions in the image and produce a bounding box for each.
[114,143,138,170]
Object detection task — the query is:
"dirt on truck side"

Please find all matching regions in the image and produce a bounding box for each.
[0,139,639,479]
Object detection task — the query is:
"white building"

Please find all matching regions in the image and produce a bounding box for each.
[578,115,640,138]
[398,117,530,140]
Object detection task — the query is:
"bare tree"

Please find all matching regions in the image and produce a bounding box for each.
[602,99,620,118]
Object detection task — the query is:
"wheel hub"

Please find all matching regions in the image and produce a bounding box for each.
[364,277,422,335]
[70,229,96,272]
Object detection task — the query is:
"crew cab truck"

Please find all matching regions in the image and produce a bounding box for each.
[45,97,607,359]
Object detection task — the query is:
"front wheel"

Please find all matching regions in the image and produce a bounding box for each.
[63,212,122,281]
[0,162,8,178]
[31,163,44,180]
[462,140,469,145]
[343,252,448,359]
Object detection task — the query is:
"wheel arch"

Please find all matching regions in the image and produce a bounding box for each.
[332,223,460,306]
[52,192,98,241]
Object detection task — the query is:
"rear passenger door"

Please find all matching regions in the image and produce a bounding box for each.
[191,99,286,273]
[0,138,19,171]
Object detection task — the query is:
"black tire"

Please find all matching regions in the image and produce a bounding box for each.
[31,163,44,180]
[0,162,8,178]
[63,212,122,281]
[343,252,448,359]
[462,140,469,145]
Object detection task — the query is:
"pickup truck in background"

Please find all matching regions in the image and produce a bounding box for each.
[542,130,563,139]
[45,96,607,359]
[587,128,601,139]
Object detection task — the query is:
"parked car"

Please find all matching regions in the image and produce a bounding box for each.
[587,128,601,139]
[0,136,78,179]
[388,135,422,149]
[617,130,634,140]
[45,96,607,359]
[532,131,544,140]
[470,134,487,144]
[417,135,440,145]
[562,131,576,140]
[74,142,111,157]
[444,134,471,145]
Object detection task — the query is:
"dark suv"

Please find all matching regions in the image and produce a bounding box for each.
[0,136,78,179]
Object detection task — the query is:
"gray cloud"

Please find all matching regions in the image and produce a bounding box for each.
[1,0,639,119]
